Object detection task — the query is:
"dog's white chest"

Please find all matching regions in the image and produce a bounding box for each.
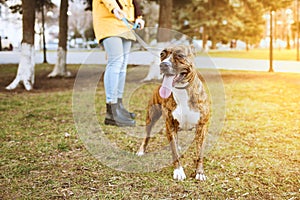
[172,89,201,130]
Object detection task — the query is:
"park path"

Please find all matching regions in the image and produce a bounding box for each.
[1,50,300,73]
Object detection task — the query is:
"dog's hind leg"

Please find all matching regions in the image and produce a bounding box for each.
[195,123,208,181]
[137,104,162,156]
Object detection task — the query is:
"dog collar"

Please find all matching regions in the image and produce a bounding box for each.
[174,82,191,90]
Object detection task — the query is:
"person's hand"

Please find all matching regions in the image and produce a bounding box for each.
[113,8,126,20]
[135,18,145,29]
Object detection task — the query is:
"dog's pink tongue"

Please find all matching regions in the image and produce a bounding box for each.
[159,75,175,99]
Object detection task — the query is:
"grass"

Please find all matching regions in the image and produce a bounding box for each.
[0,64,299,199]
[207,48,299,61]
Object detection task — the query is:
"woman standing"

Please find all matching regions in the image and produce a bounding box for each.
[92,0,144,127]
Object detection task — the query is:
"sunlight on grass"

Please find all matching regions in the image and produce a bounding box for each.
[208,49,299,61]
[0,64,299,199]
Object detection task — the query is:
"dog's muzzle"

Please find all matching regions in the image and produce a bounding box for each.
[160,61,171,70]
[160,61,175,75]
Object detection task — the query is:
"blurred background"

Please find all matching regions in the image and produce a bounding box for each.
[0,0,298,52]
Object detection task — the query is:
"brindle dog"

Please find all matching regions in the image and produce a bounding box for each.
[137,46,210,181]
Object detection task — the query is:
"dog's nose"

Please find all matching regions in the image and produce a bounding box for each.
[160,62,172,70]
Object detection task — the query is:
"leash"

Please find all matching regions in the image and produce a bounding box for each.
[122,18,159,57]
[121,18,140,30]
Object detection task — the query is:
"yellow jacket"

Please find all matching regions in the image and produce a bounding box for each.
[93,0,137,43]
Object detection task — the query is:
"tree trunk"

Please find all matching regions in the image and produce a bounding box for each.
[246,40,249,51]
[157,0,173,42]
[6,0,36,91]
[211,37,217,50]
[48,0,71,77]
[202,26,207,50]
[269,10,274,72]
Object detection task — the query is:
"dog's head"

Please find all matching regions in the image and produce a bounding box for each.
[159,45,196,98]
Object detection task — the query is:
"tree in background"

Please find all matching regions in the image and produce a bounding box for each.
[48,0,71,77]
[157,0,173,42]
[175,0,295,51]
[234,0,265,51]
[139,0,159,43]
[39,1,56,63]
[176,0,239,49]
[48,0,93,78]
[35,0,57,60]
[258,0,294,72]
[68,1,93,45]
[6,0,37,90]
[258,0,293,11]
[258,0,294,48]
[4,0,54,90]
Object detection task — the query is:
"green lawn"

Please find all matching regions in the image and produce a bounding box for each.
[207,48,299,61]
[0,64,299,199]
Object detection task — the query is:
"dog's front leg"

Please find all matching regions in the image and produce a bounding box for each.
[166,119,186,181]
[195,123,208,181]
[137,102,162,156]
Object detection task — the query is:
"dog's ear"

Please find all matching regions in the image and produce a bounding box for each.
[188,45,196,56]
[185,45,196,57]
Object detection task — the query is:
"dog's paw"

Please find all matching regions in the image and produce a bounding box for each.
[195,173,207,181]
[136,151,144,156]
[173,167,186,181]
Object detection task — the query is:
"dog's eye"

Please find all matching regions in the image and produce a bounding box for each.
[160,50,167,58]
[180,71,188,76]
[175,53,186,59]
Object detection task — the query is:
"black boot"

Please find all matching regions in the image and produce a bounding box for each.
[104,103,135,127]
[117,98,136,119]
